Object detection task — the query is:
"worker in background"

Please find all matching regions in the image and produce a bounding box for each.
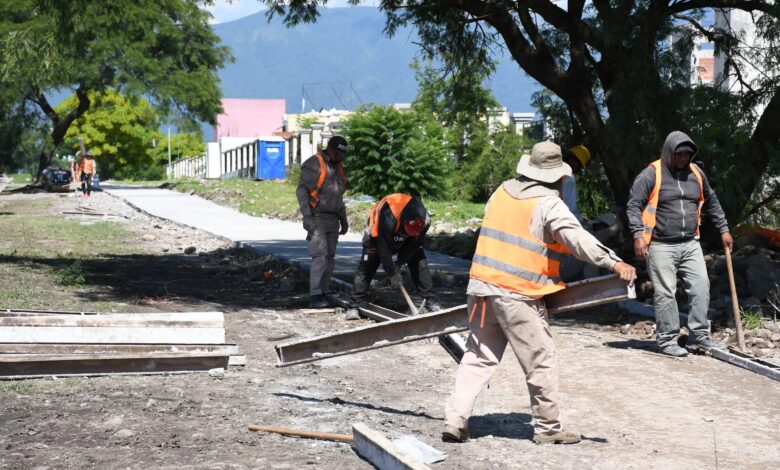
[347,194,439,319]
[561,145,591,223]
[443,142,636,445]
[627,131,732,357]
[78,151,97,198]
[296,136,349,309]
[560,145,592,281]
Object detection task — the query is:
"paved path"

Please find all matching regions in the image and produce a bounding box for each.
[103,184,472,281]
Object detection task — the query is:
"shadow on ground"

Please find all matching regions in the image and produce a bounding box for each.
[0,245,310,312]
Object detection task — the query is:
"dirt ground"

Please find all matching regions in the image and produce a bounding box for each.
[1,188,779,470]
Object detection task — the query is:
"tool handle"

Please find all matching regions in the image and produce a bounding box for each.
[399,284,418,315]
[724,247,746,351]
[248,424,354,443]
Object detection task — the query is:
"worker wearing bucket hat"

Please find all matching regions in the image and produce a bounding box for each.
[443,141,636,445]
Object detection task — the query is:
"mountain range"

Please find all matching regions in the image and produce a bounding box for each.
[213,7,541,114]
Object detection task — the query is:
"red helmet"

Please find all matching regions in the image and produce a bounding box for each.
[403,218,426,237]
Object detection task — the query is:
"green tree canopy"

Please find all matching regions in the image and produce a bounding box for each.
[0,0,229,184]
[263,1,780,225]
[342,105,450,199]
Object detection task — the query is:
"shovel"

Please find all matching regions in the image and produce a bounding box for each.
[725,246,747,352]
[399,284,425,315]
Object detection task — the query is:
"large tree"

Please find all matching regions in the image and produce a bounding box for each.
[0,0,230,184]
[263,1,779,224]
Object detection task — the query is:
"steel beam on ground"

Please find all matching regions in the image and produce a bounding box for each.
[0,343,239,355]
[0,327,225,344]
[275,305,468,366]
[1,309,223,317]
[276,275,635,366]
[708,348,780,382]
[351,423,430,470]
[0,312,224,328]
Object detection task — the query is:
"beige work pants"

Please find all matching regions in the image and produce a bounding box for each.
[444,295,561,434]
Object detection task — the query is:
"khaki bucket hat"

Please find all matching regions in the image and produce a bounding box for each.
[516,141,572,183]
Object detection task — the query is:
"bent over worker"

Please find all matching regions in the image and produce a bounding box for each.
[443,142,636,445]
[296,136,349,308]
[348,194,438,318]
[627,131,732,357]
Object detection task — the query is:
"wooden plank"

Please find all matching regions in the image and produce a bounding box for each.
[0,354,229,378]
[0,327,225,344]
[352,423,430,470]
[0,343,239,355]
[0,312,224,328]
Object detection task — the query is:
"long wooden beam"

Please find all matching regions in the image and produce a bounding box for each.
[275,275,635,367]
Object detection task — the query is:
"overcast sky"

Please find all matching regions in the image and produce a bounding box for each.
[207,1,378,24]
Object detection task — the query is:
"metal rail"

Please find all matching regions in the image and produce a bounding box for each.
[708,347,780,382]
[276,275,636,366]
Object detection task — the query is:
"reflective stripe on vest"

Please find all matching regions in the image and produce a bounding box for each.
[469,187,569,296]
[367,194,413,237]
[309,152,347,209]
[641,159,704,244]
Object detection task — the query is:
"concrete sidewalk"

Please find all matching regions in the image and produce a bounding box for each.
[103,184,472,281]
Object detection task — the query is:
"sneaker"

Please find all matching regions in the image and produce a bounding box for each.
[533,429,581,445]
[660,344,689,357]
[308,294,330,309]
[686,337,727,353]
[345,307,361,320]
[441,424,469,443]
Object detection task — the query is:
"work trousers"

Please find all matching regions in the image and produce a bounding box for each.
[445,295,561,435]
[308,213,340,296]
[81,172,93,196]
[350,247,433,304]
[647,239,710,348]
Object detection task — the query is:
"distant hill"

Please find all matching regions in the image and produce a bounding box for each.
[214,7,540,114]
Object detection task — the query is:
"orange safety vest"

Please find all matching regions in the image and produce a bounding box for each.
[640,159,704,244]
[80,158,95,174]
[308,151,346,209]
[367,194,413,237]
[470,187,569,296]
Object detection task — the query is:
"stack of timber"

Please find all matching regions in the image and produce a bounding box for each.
[0,309,244,379]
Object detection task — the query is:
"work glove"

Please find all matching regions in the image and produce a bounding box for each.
[303,215,314,233]
[389,271,403,289]
[338,215,349,235]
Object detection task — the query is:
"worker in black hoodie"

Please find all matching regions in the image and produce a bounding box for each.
[627,131,733,357]
[348,194,439,318]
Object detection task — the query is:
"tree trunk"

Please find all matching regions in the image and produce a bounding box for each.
[30,85,90,186]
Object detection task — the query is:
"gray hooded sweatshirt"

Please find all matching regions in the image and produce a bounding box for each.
[626,131,729,243]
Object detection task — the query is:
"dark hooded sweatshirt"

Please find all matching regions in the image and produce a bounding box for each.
[627,131,729,243]
[367,196,430,277]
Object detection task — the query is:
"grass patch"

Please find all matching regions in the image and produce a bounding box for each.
[741,308,763,329]
[56,261,87,286]
[0,378,86,397]
[167,177,485,228]
[10,173,32,184]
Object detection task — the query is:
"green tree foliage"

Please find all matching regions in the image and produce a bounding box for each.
[0,0,229,184]
[342,105,449,199]
[263,1,780,225]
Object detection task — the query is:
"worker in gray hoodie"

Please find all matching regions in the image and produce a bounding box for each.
[296,136,349,308]
[627,131,733,357]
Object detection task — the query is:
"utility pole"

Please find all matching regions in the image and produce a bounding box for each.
[167,126,172,178]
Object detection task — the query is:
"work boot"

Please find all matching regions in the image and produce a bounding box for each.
[345,307,361,320]
[532,429,581,445]
[686,337,727,353]
[424,299,442,312]
[441,424,469,443]
[659,344,689,357]
[308,294,330,309]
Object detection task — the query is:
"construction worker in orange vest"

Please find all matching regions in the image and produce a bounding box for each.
[443,141,636,445]
[78,151,97,198]
[627,131,733,357]
[346,194,437,319]
[296,136,349,308]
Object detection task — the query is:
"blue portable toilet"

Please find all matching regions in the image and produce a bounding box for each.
[256,137,286,180]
